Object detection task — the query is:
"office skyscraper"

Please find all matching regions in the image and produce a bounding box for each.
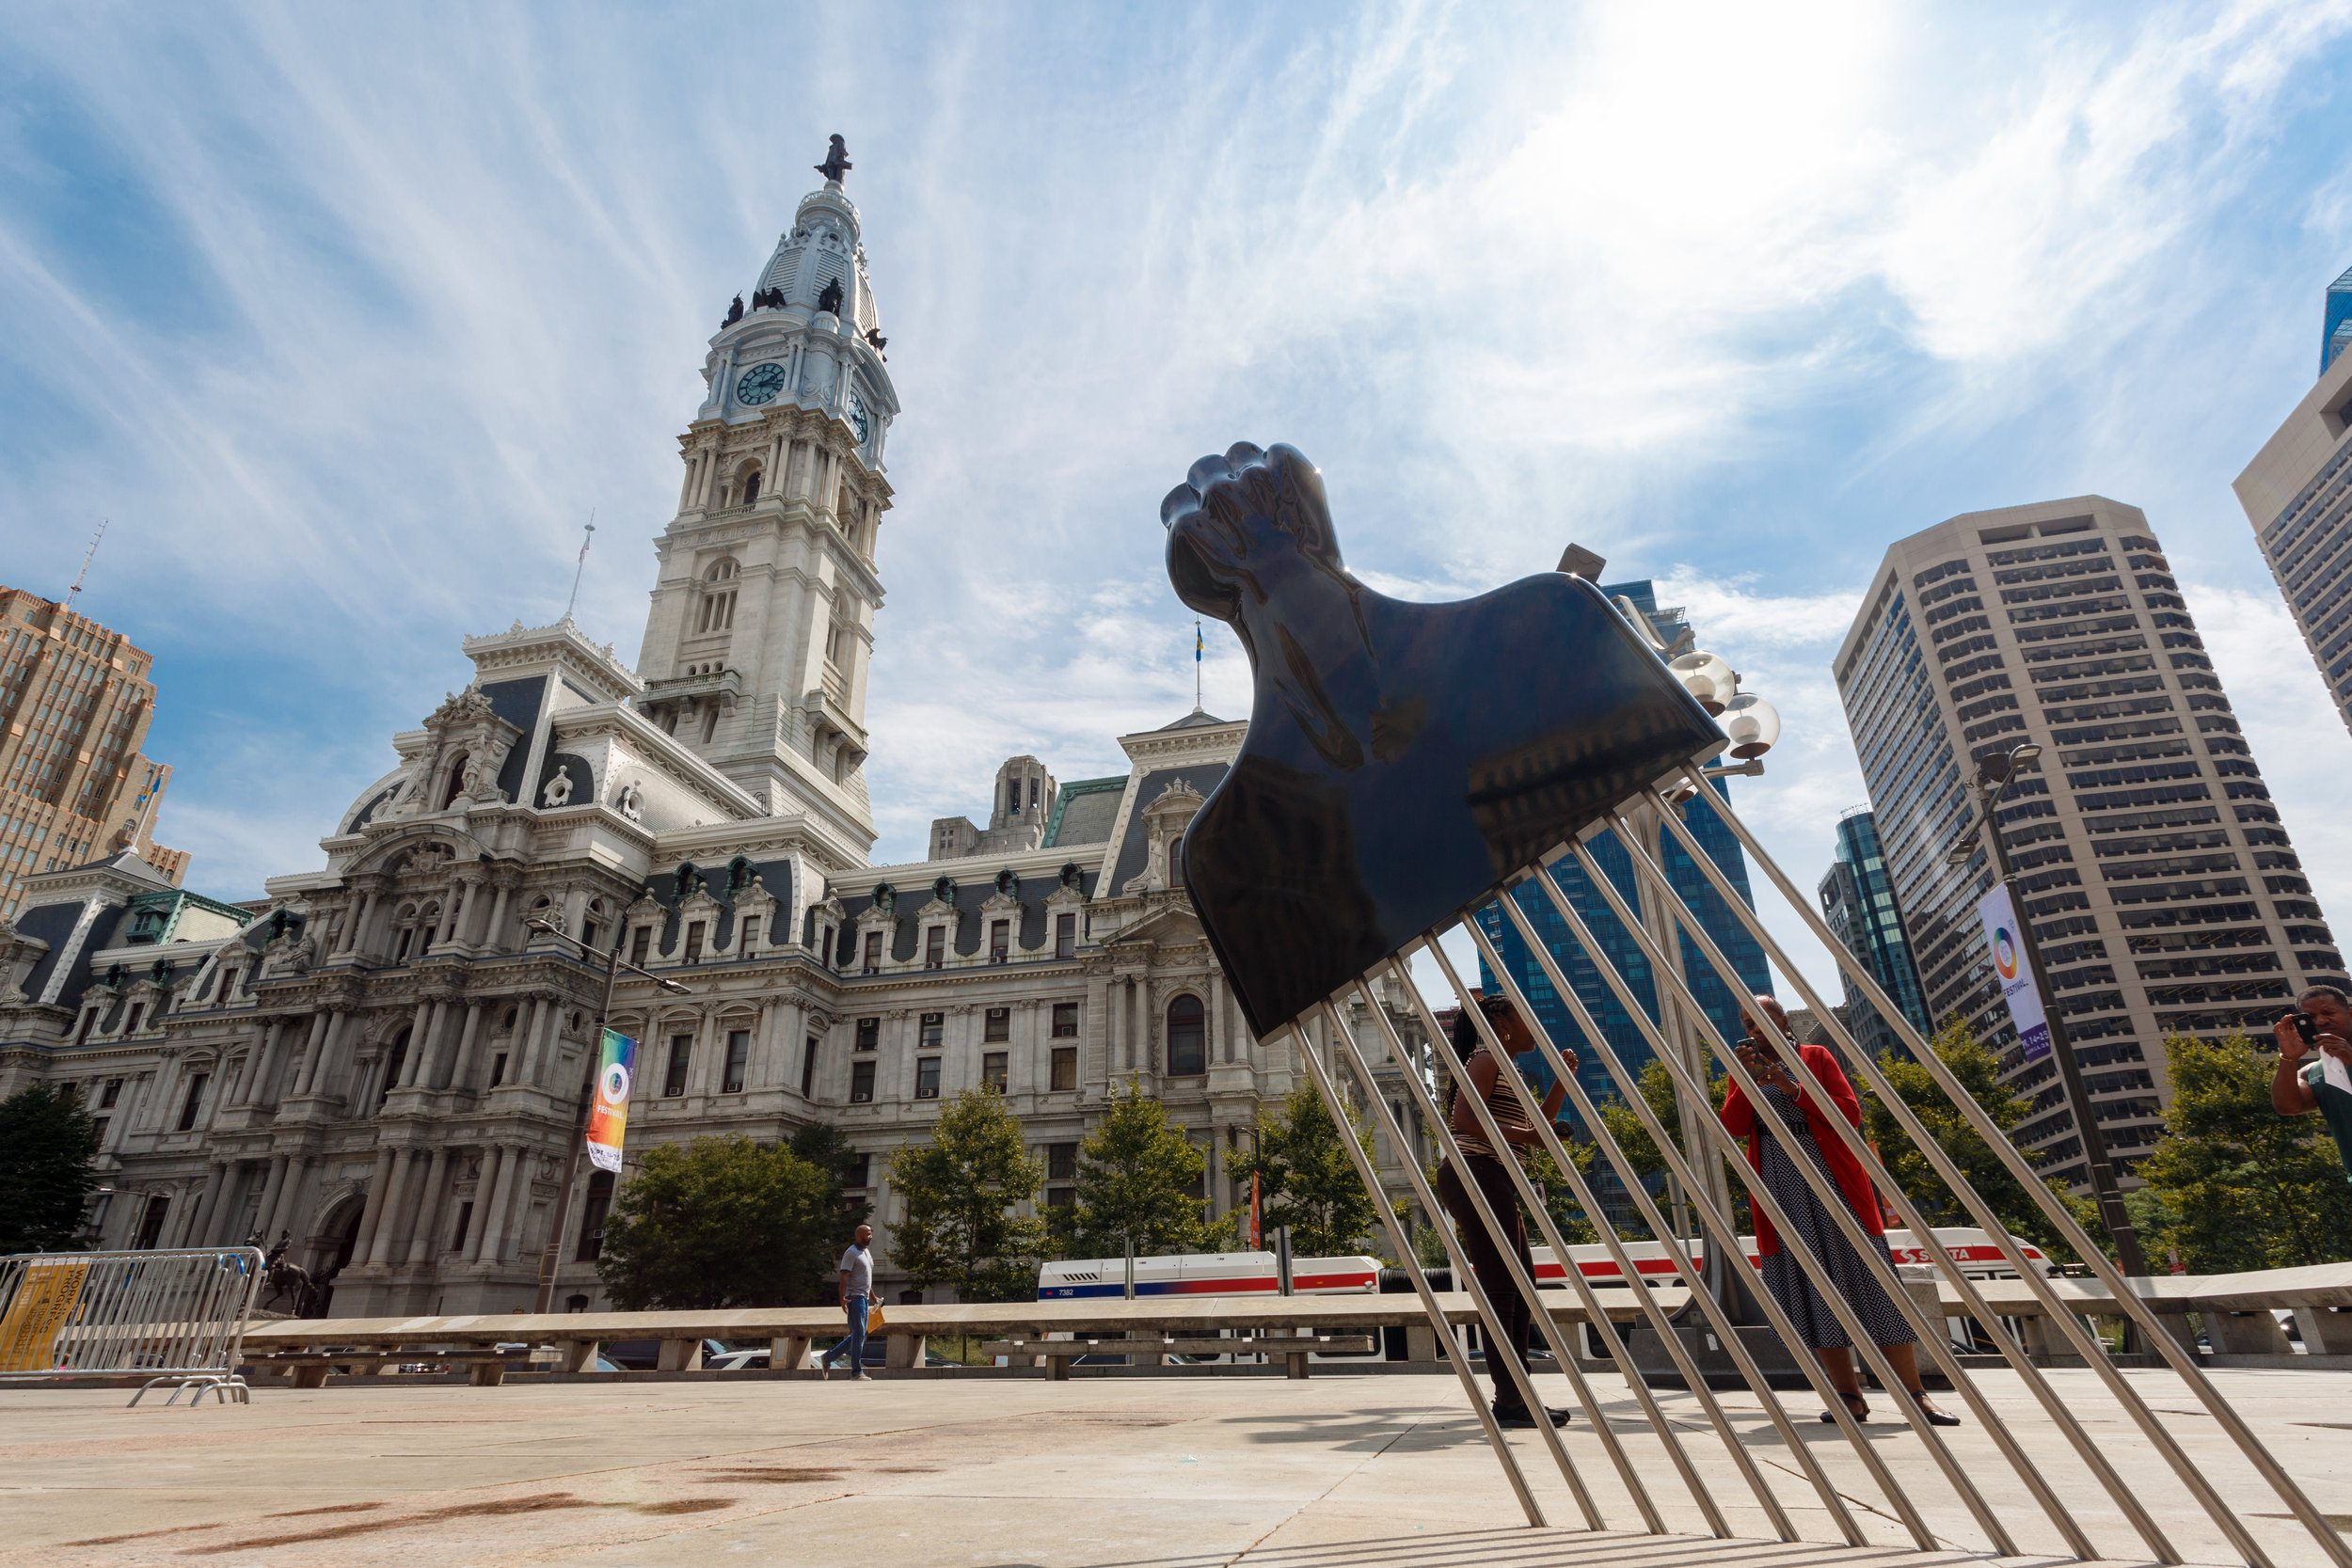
[1,585,183,915]
[1817,807,1931,1063]
[1476,580,1771,1120]
[1834,497,2343,1190]
[2237,274,2352,737]
[2325,264,2352,376]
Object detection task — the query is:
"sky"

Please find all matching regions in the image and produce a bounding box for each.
[4,2,2350,1003]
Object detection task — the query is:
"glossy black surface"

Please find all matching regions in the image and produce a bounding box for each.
[1166,442,1724,1037]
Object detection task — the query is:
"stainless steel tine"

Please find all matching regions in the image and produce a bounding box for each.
[1600,813,2101,1555]
[1328,988,1686,1537]
[1641,783,2183,1559]
[1300,1006,1610,1531]
[1471,896,1865,1546]
[1578,825,2021,1557]
[1549,840,1949,1553]
[1674,768,2350,1568]
[1279,1021,1548,1528]
[1437,923,1812,1544]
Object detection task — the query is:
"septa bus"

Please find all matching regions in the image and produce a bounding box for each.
[1035,1227,2051,1363]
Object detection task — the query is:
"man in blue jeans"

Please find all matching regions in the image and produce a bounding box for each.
[821,1224,875,1379]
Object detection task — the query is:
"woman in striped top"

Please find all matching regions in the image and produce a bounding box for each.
[1435,992,1572,1428]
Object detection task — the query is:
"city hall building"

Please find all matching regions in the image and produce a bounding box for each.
[0,163,1435,1314]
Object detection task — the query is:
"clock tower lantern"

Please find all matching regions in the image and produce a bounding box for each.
[633,140,898,856]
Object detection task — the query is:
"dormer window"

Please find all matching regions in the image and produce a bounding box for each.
[989,921,1009,963]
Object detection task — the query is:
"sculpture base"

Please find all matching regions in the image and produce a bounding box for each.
[1619,1320,1810,1391]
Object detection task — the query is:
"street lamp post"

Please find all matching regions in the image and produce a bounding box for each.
[524,916,691,1315]
[1947,742,2149,1279]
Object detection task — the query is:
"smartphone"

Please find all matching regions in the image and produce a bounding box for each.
[2294,1012,2319,1045]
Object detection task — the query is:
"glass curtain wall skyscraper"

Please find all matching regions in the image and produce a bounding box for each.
[1817,807,1931,1063]
[1835,497,2344,1191]
[1475,581,1771,1123]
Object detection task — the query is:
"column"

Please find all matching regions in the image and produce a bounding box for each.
[349,1148,396,1264]
[100,1075,146,1154]
[751,999,784,1088]
[341,891,377,956]
[1208,972,1226,1064]
[400,1001,437,1086]
[469,1145,516,1264]
[286,1013,328,1096]
[446,1003,485,1088]
[231,1021,272,1103]
[461,1147,508,1269]
[405,1147,452,1265]
[262,1155,311,1244]
[211,1163,257,1245]
[484,882,514,951]
[188,1161,230,1247]
[367,1148,417,1265]
[514,996,551,1087]
[688,1006,722,1096]
[486,1145,536,1262]
[294,1011,339,1096]
[249,1155,290,1246]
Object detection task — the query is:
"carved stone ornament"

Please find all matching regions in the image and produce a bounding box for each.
[616,779,644,822]
[541,766,576,809]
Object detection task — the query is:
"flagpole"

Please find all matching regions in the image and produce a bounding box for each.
[563,511,596,622]
[1195,618,1203,709]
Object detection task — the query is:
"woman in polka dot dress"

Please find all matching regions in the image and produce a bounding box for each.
[1719,996,1959,1428]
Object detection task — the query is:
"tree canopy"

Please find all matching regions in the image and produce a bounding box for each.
[2131,1032,2352,1273]
[1225,1084,1395,1259]
[0,1084,99,1255]
[1066,1078,1220,1259]
[1859,1018,2095,1265]
[595,1134,841,1308]
[887,1085,1050,1302]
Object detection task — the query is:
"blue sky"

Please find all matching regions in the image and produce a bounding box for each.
[4,2,2350,995]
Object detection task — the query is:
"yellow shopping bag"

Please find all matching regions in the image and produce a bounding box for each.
[867,1303,886,1334]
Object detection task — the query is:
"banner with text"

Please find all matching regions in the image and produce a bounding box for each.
[1978,884,2053,1065]
[585,1028,638,1173]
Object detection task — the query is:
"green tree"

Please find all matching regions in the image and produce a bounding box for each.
[1523,1137,1602,1246]
[788,1122,875,1246]
[596,1134,841,1308]
[2135,1032,2352,1273]
[1068,1079,1219,1258]
[0,1084,98,1254]
[1591,1055,1744,1242]
[1224,1085,1397,1258]
[1860,1018,2096,1264]
[888,1086,1050,1302]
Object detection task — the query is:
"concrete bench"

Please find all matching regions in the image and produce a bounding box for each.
[982,1335,1377,1380]
[244,1348,532,1388]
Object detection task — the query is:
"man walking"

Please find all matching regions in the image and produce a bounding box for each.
[821,1224,876,1379]
[2275,986,2352,1181]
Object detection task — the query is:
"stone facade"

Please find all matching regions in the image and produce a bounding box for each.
[0,166,1434,1313]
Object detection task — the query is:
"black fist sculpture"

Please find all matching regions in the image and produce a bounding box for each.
[1165,443,1724,1037]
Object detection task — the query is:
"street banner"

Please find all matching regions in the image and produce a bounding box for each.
[1978,884,2052,1065]
[0,1259,90,1372]
[585,1028,637,1173]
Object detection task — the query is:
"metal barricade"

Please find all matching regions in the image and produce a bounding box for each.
[0,1247,264,1407]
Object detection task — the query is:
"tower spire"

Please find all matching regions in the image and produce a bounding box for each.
[563,511,596,622]
[66,520,105,611]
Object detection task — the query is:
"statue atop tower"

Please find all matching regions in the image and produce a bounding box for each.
[816,135,851,185]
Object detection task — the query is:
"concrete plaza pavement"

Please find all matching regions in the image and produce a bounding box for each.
[0,1367,2344,1568]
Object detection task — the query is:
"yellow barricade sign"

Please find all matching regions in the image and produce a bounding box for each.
[0,1259,91,1371]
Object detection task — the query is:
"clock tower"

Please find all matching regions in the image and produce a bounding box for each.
[633,141,898,858]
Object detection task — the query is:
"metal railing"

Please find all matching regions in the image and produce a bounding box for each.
[0,1246,264,1407]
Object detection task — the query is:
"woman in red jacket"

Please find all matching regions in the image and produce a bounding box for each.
[1720,996,1958,1428]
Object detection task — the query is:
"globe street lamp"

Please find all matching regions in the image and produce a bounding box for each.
[525,914,691,1314]
[1945,740,2149,1279]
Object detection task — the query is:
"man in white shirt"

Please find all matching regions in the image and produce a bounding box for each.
[820,1225,876,1379]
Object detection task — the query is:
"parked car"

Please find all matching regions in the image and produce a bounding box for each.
[599,1338,727,1370]
[707,1349,771,1371]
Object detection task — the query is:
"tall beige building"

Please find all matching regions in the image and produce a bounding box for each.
[1833,497,2344,1190]
[0,585,184,915]
[2234,312,2352,736]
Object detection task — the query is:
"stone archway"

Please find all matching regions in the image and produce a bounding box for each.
[305,1194,369,1317]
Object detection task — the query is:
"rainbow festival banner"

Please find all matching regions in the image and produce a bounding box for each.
[1977,884,2052,1065]
[585,1028,638,1173]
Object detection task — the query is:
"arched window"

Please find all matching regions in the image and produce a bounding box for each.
[582,898,608,954]
[377,1028,410,1112]
[1167,994,1205,1076]
[393,903,421,961]
[442,752,469,809]
[741,468,761,504]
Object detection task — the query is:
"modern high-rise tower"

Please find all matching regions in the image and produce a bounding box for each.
[1817,806,1930,1063]
[1834,497,2344,1190]
[1476,580,1771,1118]
[0,584,184,915]
[2236,270,2352,738]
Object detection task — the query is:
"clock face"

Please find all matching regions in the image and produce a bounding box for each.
[737,363,787,406]
[847,391,871,444]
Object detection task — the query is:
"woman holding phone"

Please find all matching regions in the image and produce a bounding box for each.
[1719,995,1959,1427]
